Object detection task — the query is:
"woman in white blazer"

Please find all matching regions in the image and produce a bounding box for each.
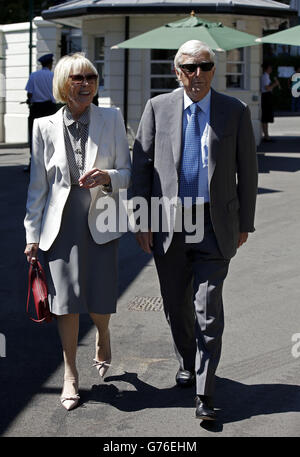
[24,53,131,411]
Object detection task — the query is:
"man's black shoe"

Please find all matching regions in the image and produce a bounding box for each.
[195,395,216,421]
[175,369,195,387]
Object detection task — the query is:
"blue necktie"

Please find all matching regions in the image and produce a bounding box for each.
[179,103,201,205]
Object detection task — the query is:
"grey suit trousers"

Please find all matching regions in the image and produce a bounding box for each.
[154,205,230,396]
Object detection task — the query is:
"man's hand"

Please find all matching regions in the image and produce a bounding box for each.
[238,232,248,248]
[135,230,153,254]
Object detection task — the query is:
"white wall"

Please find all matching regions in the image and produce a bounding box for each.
[34,16,62,61]
[0,22,36,143]
[0,18,61,143]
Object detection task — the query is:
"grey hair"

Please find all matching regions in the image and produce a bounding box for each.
[174,40,215,72]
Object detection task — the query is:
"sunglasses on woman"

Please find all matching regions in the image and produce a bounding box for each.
[179,62,214,73]
[69,73,98,84]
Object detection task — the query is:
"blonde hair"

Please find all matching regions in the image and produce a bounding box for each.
[53,52,99,103]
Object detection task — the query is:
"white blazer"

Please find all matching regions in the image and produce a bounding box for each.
[24,103,131,251]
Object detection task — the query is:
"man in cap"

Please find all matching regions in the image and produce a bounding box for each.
[24,53,57,171]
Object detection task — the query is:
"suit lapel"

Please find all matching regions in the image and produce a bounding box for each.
[169,89,184,170]
[85,103,105,171]
[208,89,226,183]
[49,107,71,186]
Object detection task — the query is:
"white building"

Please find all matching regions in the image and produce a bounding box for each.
[0,0,296,145]
[0,18,61,143]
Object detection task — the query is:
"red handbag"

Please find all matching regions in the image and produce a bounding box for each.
[26,260,53,323]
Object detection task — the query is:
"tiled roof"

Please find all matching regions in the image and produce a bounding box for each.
[43,0,296,20]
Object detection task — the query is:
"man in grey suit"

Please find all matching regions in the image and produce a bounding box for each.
[132,40,258,420]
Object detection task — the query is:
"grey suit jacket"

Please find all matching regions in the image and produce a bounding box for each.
[132,88,258,259]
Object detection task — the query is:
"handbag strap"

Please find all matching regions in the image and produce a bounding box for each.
[26,262,33,315]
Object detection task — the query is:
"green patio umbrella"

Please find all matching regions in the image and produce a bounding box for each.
[256,25,300,46]
[112,14,259,51]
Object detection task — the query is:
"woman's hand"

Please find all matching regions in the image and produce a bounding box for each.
[24,243,39,263]
[79,168,111,189]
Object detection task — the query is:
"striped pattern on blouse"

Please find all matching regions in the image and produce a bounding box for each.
[63,105,90,185]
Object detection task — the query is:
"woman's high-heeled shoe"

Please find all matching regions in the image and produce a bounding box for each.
[60,378,80,411]
[93,330,111,378]
[93,359,111,378]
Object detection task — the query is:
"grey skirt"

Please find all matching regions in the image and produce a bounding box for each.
[43,185,119,316]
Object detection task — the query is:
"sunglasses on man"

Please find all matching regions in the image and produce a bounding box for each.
[179,62,214,73]
[69,74,98,84]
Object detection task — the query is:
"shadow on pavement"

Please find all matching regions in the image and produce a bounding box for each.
[257,187,281,195]
[215,376,300,425]
[258,154,300,174]
[0,165,151,435]
[257,134,300,175]
[30,372,299,433]
[94,373,299,431]
[257,136,300,154]
[257,135,300,194]
[87,372,195,411]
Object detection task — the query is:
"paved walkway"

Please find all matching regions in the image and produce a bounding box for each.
[0,116,299,438]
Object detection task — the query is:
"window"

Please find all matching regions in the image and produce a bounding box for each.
[61,28,82,56]
[94,37,105,90]
[226,48,247,89]
[150,49,177,97]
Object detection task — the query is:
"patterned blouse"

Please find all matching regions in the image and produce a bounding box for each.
[63,105,90,185]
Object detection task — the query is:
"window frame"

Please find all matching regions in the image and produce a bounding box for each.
[149,50,178,98]
[226,47,249,91]
[93,36,106,91]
